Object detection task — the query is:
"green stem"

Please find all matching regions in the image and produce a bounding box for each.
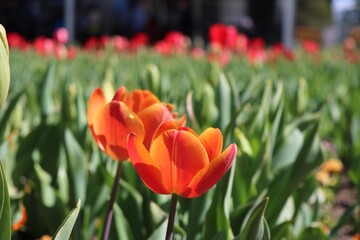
[101,161,123,240]
[165,194,178,240]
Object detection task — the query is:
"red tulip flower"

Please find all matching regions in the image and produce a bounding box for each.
[127,121,237,198]
[53,27,69,44]
[113,35,130,52]
[87,87,185,161]
[301,40,320,55]
[130,32,149,51]
[6,32,29,50]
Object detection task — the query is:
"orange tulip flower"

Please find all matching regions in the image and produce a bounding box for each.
[87,86,185,160]
[127,121,237,198]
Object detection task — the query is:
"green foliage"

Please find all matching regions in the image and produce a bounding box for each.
[0,161,11,240]
[53,200,81,240]
[1,46,359,239]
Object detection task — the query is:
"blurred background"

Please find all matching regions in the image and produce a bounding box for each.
[1,0,360,47]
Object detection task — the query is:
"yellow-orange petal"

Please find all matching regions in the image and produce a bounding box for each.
[112,86,127,102]
[150,129,209,194]
[152,120,179,140]
[127,133,168,194]
[175,115,187,127]
[137,103,174,149]
[198,128,223,162]
[125,90,160,113]
[87,88,107,127]
[184,143,237,198]
[92,101,144,160]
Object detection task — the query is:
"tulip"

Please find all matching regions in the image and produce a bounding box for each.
[53,27,69,44]
[87,87,184,240]
[127,120,237,198]
[6,32,29,50]
[87,86,183,161]
[130,32,149,51]
[0,24,10,110]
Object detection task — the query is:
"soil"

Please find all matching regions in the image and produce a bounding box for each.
[332,174,358,240]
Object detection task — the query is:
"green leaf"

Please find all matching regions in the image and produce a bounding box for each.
[271,128,303,174]
[147,218,167,240]
[236,197,270,240]
[113,203,135,240]
[34,162,56,207]
[216,72,232,132]
[0,91,24,141]
[64,128,87,204]
[266,122,322,224]
[41,61,56,117]
[0,161,11,240]
[230,202,253,235]
[186,193,212,240]
[297,225,327,240]
[203,191,233,239]
[250,79,272,134]
[271,221,294,240]
[53,200,81,240]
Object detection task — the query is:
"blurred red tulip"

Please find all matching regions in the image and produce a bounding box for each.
[6,32,29,50]
[209,23,238,50]
[130,32,149,51]
[53,27,69,44]
[34,37,55,56]
[84,37,99,50]
[190,47,205,59]
[67,46,77,60]
[154,40,171,55]
[301,40,320,55]
[235,33,248,54]
[113,35,130,52]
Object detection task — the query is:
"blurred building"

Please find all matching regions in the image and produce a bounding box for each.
[1,0,359,46]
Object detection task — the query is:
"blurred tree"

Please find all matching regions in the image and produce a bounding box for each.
[296,0,332,27]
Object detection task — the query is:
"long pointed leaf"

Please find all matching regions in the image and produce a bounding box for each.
[0,161,11,240]
[53,200,81,240]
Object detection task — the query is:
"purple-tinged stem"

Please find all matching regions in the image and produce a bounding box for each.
[101,161,123,240]
[165,194,178,240]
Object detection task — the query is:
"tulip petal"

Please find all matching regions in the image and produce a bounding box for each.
[137,103,174,149]
[152,120,196,141]
[112,86,127,102]
[150,130,209,194]
[127,133,168,194]
[175,115,187,127]
[87,88,106,127]
[184,143,237,198]
[198,128,223,162]
[92,101,144,160]
[125,90,160,113]
[152,120,179,141]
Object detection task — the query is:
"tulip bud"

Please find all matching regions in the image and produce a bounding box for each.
[200,83,218,125]
[0,24,10,110]
[146,63,160,96]
[297,77,308,114]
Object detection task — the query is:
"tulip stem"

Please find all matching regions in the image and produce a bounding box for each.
[165,194,178,240]
[101,161,123,240]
